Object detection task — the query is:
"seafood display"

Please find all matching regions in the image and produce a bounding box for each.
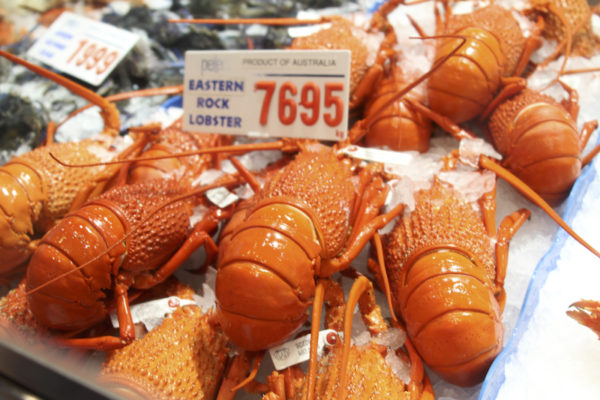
[0,0,599,399]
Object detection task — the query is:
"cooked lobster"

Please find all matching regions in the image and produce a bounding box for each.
[214,144,405,351]
[380,165,530,386]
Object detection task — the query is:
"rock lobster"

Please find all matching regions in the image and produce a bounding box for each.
[379,156,530,386]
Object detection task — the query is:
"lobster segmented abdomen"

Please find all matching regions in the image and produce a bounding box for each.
[26,203,126,331]
[384,182,500,386]
[489,90,582,204]
[216,202,320,350]
[428,28,505,124]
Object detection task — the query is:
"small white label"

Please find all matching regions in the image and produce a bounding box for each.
[182,50,350,141]
[268,329,342,370]
[110,296,197,332]
[28,12,139,86]
[206,186,239,208]
[339,145,415,165]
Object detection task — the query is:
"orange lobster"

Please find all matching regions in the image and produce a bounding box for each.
[423,4,543,124]
[354,54,434,152]
[379,159,530,386]
[410,78,600,205]
[0,50,152,278]
[214,144,405,352]
[24,175,240,350]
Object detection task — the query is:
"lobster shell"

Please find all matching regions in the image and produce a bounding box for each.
[384,181,502,386]
[0,138,119,274]
[487,88,581,205]
[428,5,526,123]
[362,64,432,152]
[25,180,194,332]
[100,304,229,400]
[216,148,362,350]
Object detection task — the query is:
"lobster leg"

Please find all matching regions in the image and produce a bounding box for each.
[494,208,531,311]
[480,77,528,121]
[318,199,405,276]
[513,16,545,77]
[68,126,157,212]
[404,98,475,141]
[133,210,225,290]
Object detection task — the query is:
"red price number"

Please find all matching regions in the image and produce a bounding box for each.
[66,39,119,75]
[255,81,344,128]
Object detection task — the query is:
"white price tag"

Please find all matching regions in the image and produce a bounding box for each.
[183,50,350,141]
[27,12,139,86]
[206,186,239,208]
[110,296,197,332]
[268,329,342,370]
[340,145,415,165]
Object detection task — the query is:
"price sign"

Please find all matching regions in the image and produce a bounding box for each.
[28,12,139,86]
[183,50,350,141]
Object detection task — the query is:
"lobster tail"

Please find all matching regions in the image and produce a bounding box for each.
[216,202,320,350]
[488,90,582,205]
[398,250,503,386]
[427,28,505,124]
[26,203,127,331]
[0,162,44,274]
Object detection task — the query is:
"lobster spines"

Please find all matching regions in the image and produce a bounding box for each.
[428,5,526,123]
[488,89,581,205]
[384,181,502,386]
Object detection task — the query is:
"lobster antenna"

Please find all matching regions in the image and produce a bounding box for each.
[25,174,243,296]
[168,17,332,26]
[305,279,326,400]
[49,85,184,140]
[49,140,288,167]
[478,155,600,259]
[561,66,600,75]
[348,34,467,143]
[0,49,120,134]
[338,276,373,400]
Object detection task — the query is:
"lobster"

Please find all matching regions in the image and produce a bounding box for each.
[350,54,434,152]
[214,144,405,352]
[423,3,543,124]
[261,275,432,400]
[410,78,600,205]
[0,50,154,278]
[99,280,231,400]
[169,0,406,110]
[24,174,241,350]
[378,157,531,386]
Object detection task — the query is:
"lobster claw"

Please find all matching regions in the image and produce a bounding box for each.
[567,300,600,339]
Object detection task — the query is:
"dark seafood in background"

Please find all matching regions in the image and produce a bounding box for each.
[0,94,48,163]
